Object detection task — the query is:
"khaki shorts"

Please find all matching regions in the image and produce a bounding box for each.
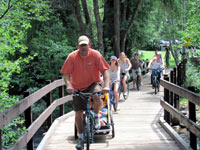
[132,68,141,79]
[72,82,102,111]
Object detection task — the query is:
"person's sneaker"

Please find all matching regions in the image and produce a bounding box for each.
[75,138,84,150]
[124,91,127,96]
[94,117,101,130]
[117,104,120,110]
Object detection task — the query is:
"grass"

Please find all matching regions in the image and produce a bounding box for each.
[139,50,176,67]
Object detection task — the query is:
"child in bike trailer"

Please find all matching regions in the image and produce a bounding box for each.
[90,97,108,127]
[108,56,120,110]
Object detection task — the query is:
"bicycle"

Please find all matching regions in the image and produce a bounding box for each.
[151,68,162,94]
[73,90,102,150]
[135,70,141,90]
[109,82,119,112]
[119,71,130,100]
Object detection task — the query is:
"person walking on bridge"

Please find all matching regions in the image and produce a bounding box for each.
[60,35,110,149]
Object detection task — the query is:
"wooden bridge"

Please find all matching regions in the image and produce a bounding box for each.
[37,73,181,150]
[1,59,199,150]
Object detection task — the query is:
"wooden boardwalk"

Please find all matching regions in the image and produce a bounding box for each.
[37,73,181,150]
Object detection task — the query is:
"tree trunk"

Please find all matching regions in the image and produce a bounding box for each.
[74,0,86,35]
[103,0,114,53]
[81,0,94,40]
[169,40,179,65]
[121,0,127,23]
[93,0,104,55]
[114,0,120,57]
[81,0,90,24]
[121,0,142,52]
[182,0,186,60]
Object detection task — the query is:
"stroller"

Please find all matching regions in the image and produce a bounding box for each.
[94,93,115,138]
[74,92,115,140]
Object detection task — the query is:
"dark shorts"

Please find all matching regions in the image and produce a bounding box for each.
[72,82,102,111]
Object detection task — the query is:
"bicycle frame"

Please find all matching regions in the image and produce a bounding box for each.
[151,68,162,94]
[73,91,102,150]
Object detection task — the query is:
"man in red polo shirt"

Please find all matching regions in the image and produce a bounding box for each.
[60,35,109,149]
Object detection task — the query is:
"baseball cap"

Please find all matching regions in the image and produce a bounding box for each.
[110,56,117,60]
[78,35,89,45]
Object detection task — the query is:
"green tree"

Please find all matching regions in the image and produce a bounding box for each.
[0,0,51,148]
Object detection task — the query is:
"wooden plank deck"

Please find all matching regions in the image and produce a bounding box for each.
[37,73,181,150]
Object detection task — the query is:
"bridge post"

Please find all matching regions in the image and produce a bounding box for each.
[169,70,174,124]
[163,74,170,124]
[24,91,34,150]
[188,86,197,150]
[45,80,52,129]
[171,68,180,126]
[0,129,2,150]
[177,63,181,87]
[59,85,65,116]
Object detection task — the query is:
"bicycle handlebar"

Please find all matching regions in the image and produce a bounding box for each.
[73,90,103,97]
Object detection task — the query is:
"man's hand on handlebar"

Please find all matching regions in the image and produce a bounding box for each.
[102,87,109,93]
[66,86,74,94]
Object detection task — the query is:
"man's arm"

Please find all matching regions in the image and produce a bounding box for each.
[63,74,74,93]
[101,69,110,92]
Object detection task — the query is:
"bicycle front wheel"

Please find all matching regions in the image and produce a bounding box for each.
[86,117,90,150]
[154,76,157,94]
[123,81,129,100]
[136,76,140,90]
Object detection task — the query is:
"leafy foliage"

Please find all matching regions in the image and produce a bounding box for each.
[0,0,51,148]
[185,61,200,93]
[2,117,27,149]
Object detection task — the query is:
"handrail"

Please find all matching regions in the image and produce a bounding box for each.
[0,79,66,150]
[0,79,65,129]
[160,97,200,137]
[160,59,199,150]
[9,95,73,150]
[160,79,200,105]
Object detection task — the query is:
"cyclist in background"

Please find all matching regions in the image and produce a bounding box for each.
[118,52,132,96]
[130,53,144,88]
[60,35,110,149]
[108,56,120,110]
[150,50,164,84]
[148,52,165,87]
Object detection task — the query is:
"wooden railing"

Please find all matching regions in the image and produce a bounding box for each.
[0,79,73,150]
[160,59,200,150]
